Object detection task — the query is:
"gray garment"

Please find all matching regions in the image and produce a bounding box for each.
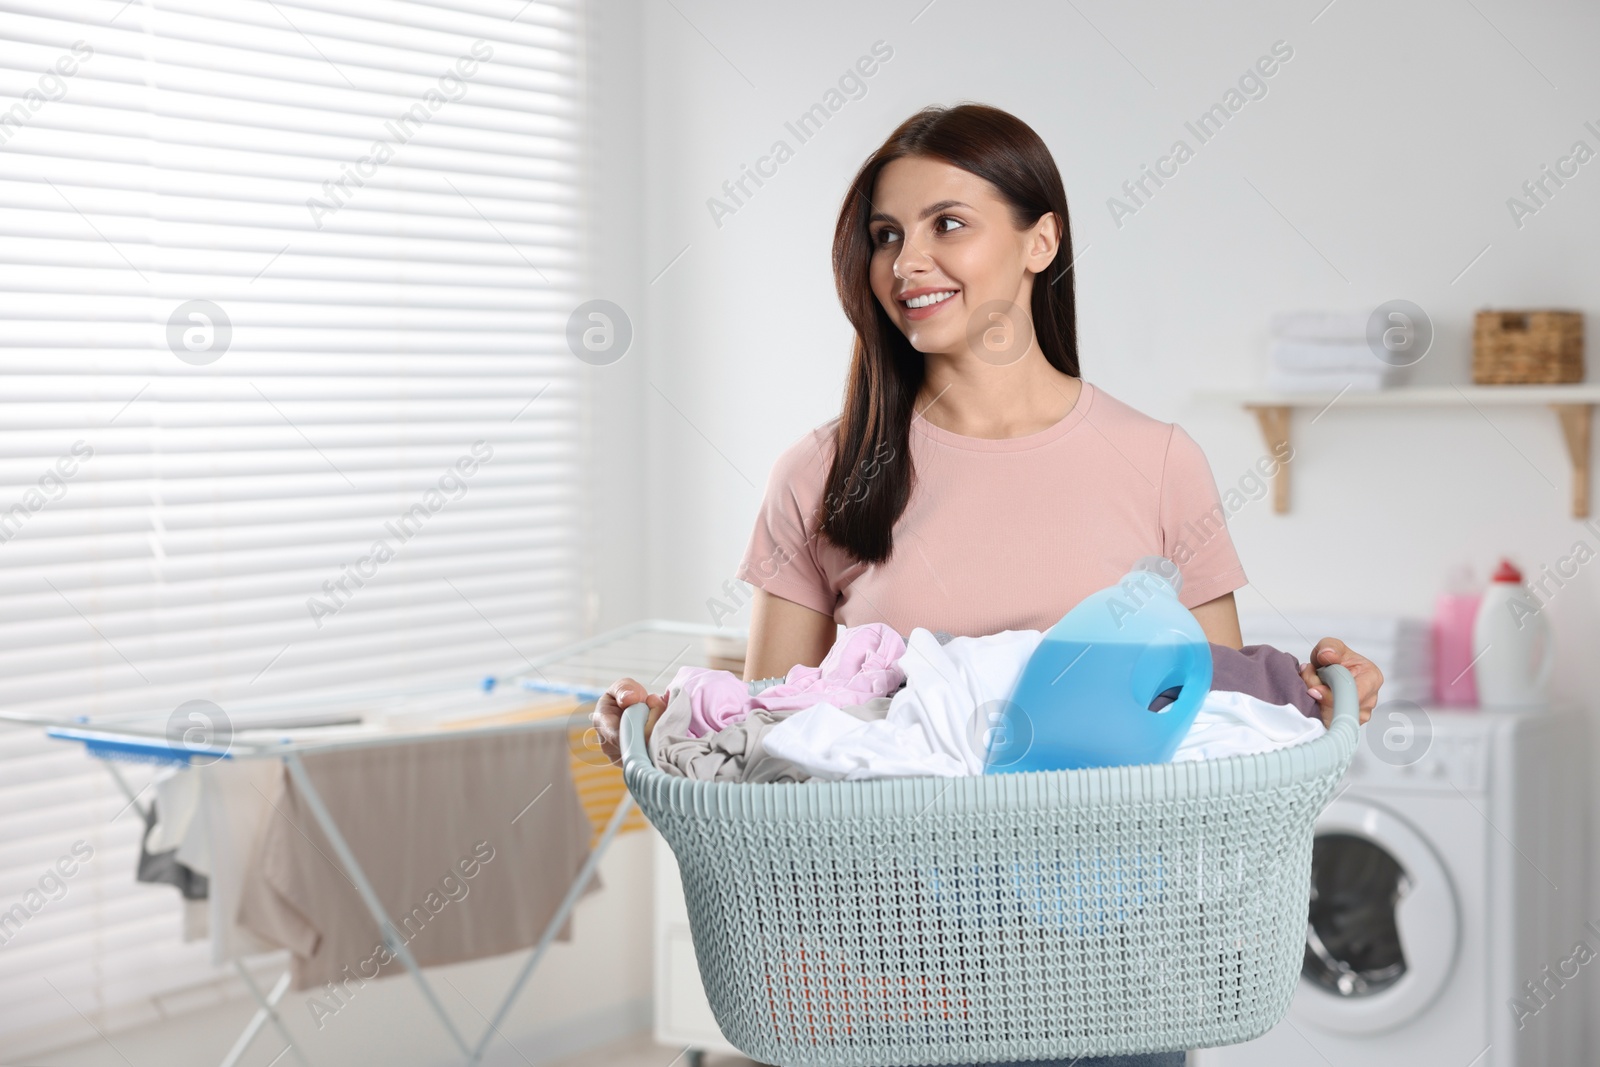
[1150,642,1321,718]
[137,800,209,901]
[649,685,894,783]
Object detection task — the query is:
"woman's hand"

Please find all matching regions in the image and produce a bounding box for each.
[590,677,667,766]
[1298,638,1383,727]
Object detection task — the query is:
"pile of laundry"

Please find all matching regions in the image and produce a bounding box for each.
[648,623,1327,784]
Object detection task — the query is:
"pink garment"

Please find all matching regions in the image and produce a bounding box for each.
[735,380,1249,638]
[673,622,907,738]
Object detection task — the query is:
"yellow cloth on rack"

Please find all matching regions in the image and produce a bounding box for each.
[445,696,648,847]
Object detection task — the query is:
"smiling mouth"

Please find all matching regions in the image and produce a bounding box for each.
[900,290,959,309]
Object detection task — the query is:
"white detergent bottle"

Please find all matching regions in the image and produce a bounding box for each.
[1471,559,1554,710]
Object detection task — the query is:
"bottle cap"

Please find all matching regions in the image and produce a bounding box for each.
[1490,559,1523,583]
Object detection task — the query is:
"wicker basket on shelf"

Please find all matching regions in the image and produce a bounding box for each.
[1472,310,1583,384]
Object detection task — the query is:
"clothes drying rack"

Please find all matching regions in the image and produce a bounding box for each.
[6,618,733,1067]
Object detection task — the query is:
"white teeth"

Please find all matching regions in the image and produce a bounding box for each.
[904,290,956,309]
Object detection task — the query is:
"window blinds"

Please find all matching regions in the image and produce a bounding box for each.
[0,0,587,1054]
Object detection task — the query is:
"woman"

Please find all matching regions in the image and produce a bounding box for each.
[595,103,1382,1067]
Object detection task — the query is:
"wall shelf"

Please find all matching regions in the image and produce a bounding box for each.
[1200,384,1600,517]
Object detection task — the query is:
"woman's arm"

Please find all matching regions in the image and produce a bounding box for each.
[1191,591,1243,649]
[1190,592,1381,723]
[744,587,836,682]
[589,589,833,764]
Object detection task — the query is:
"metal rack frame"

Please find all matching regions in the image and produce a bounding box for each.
[6,618,736,1067]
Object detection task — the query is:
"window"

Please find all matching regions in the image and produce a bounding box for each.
[0,0,588,1054]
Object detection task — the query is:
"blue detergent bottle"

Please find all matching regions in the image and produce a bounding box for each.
[984,556,1213,772]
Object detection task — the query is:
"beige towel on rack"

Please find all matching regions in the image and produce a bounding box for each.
[236,728,596,991]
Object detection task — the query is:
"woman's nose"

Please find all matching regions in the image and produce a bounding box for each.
[893,233,933,279]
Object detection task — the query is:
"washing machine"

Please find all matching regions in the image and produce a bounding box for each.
[1196,706,1587,1067]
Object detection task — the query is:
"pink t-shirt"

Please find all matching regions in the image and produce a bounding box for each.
[735,380,1247,638]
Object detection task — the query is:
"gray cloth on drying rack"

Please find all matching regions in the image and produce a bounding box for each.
[137,800,209,901]
[649,684,894,783]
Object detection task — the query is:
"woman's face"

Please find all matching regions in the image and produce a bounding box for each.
[867,155,1058,359]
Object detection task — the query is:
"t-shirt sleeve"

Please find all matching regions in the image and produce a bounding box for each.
[734,429,839,618]
[1159,424,1248,609]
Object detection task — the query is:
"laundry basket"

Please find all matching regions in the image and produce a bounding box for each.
[621,664,1360,1066]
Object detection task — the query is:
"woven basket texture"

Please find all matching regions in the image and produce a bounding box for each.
[624,668,1359,1065]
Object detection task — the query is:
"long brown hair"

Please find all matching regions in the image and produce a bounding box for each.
[818,103,1080,564]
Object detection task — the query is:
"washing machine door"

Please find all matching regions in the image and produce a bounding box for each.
[1292,797,1460,1035]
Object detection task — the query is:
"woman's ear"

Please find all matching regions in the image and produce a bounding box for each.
[1026,211,1062,274]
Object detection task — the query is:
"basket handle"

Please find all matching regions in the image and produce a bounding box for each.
[619,701,654,777]
[1315,662,1360,743]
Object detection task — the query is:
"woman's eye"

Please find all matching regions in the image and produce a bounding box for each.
[873,218,960,246]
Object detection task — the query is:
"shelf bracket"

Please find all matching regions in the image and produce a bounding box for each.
[1228,388,1595,518]
[1246,404,1293,514]
[1551,403,1592,518]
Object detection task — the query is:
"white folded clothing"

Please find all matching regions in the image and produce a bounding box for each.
[762,626,1039,779]
[760,627,1325,781]
[1270,340,1383,373]
[1171,690,1325,762]
[1269,310,1369,342]
[1266,368,1399,393]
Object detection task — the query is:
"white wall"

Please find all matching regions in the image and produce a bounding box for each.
[635,0,1600,1028]
[639,0,1600,653]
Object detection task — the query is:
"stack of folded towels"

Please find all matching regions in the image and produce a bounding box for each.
[1267,310,1402,392]
[1239,611,1432,705]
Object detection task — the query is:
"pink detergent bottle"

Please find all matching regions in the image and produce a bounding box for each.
[1432,563,1479,707]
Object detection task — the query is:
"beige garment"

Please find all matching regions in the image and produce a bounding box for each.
[237,728,595,991]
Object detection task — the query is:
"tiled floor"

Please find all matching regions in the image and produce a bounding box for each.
[546,1032,763,1067]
